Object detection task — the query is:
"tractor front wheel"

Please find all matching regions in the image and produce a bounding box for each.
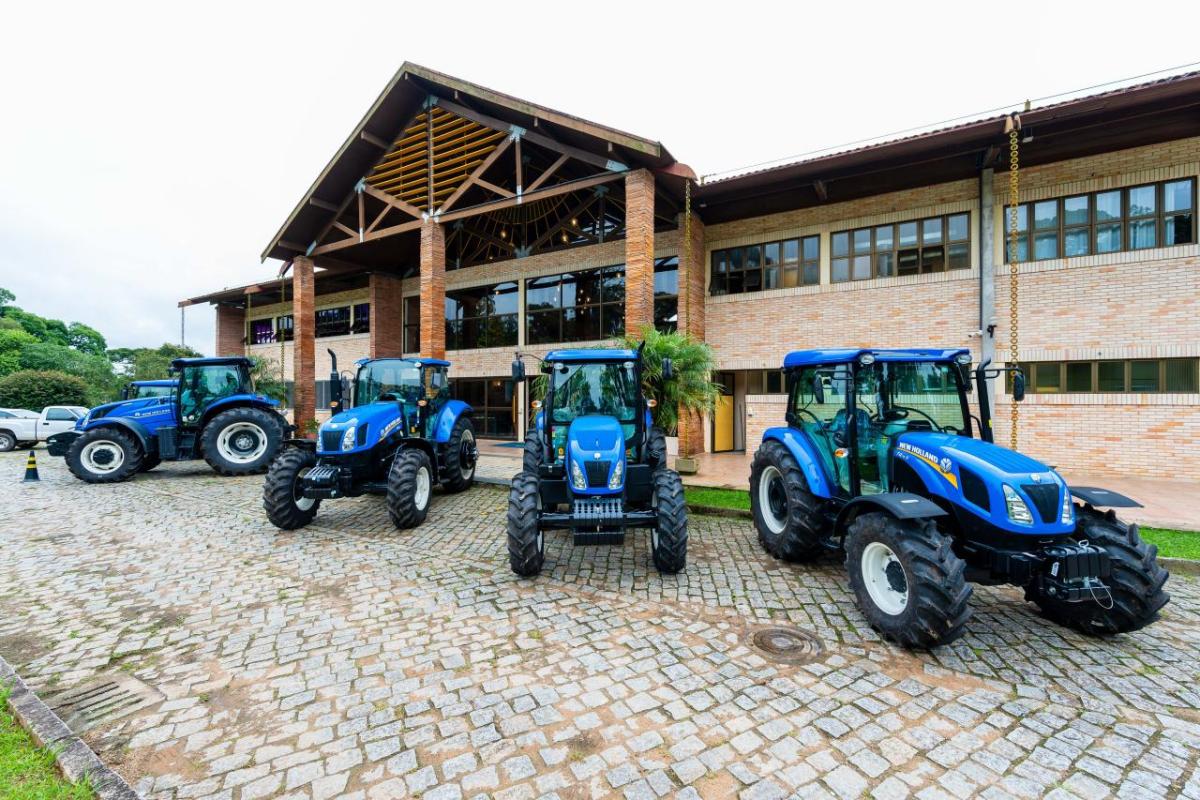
[202,407,283,476]
[521,428,543,473]
[65,428,143,483]
[507,471,544,577]
[750,441,826,562]
[263,448,321,530]
[441,416,477,493]
[1034,507,1169,634]
[845,512,972,649]
[387,449,433,529]
[646,426,668,470]
[650,468,687,574]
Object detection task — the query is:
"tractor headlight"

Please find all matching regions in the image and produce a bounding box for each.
[570,458,587,490]
[341,425,357,451]
[1002,484,1034,525]
[608,460,624,489]
[1059,484,1074,525]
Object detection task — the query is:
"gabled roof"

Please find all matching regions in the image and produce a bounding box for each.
[263,63,683,263]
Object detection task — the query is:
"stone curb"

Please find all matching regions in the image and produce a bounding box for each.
[0,655,141,800]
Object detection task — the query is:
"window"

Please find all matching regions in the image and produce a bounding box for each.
[711,236,819,295]
[45,408,78,421]
[833,213,969,282]
[250,319,275,345]
[654,257,679,332]
[351,303,370,334]
[403,296,420,354]
[1005,178,1196,262]
[276,315,294,342]
[315,306,351,338]
[526,265,625,344]
[451,378,516,438]
[446,282,518,350]
[1014,358,1199,393]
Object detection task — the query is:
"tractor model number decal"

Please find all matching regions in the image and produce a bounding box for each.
[897,442,959,489]
[131,407,170,418]
[380,418,403,438]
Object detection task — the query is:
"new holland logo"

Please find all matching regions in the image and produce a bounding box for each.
[897,442,958,489]
[380,418,402,437]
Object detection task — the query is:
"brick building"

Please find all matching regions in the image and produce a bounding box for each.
[183,64,1200,479]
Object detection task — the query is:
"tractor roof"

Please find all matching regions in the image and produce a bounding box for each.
[545,348,639,363]
[782,348,970,368]
[131,379,177,386]
[354,357,451,368]
[171,356,253,368]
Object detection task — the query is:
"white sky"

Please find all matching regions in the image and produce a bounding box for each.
[1,1,1196,354]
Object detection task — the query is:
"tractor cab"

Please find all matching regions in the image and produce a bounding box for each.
[171,357,258,427]
[345,357,450,439]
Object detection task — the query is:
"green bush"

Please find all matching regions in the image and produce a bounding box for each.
[0,370,90,411]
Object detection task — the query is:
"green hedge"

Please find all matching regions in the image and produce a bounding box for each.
[0,370,89,411]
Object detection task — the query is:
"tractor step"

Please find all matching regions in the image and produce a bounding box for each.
[574,530,626,546]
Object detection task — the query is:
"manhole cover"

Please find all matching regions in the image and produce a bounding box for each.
[46,674,162,733]
[750,626,824,663]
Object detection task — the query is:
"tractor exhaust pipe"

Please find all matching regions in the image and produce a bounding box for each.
[328,349,344,415]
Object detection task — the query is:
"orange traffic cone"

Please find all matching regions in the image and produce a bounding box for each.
[23,450,40,482]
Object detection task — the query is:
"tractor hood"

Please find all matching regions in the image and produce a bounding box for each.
[317,401,419,455]
[83,396,171,426]
[896,431,1074,534]
[566,415,626,496]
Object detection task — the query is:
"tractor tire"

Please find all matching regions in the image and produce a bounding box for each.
[441,416,477,493]
[0,431,15,452]
[138,454,162,473]
[1034,507,1169,635]
[507,470,544,577]
[387,448,433,529]
[650,468,688,574]
[263,448,322,530]
[65,427,143,484]
[646,426,668,470]
[522,428,544,473]
[750,440,826,562]
[845,512,972,649]
[201,407,283,476]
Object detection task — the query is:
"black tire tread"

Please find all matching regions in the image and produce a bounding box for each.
[522,428,544,473]
[507,471,543,577]
[263,448,321,530]
[646,426,668,470]
[750,440,826,562]
[387,448,431,529]
[65,427,143,484]
[651,468,688,574]
[441,415,476,493]
[201,406,284,476]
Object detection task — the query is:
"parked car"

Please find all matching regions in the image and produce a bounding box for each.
[0,406,89,452]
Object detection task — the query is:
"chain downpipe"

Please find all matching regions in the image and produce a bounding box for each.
[1007,123,1020,451]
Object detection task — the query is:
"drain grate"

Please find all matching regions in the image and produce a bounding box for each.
[46,674,163,733]
[750,626,825,664]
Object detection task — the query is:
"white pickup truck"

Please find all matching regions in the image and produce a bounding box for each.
[0,406,88,451]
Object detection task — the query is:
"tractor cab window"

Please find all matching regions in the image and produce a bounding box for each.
[878,362,970,436]
[179,364,250,424]
[354,360,423,406]
[547,361,639,453]
[790,366,854,493]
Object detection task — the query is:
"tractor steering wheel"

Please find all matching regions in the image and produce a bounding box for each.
[887,404,943,432]
[380,391,402,402]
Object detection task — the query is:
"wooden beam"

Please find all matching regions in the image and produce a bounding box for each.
[458,222,514,253]
[332,220,357,239]
[474,177,515,199]
[515,136,523,195]
[525,153,568,193]
[278,240,308,252]
[813,180,828,202]
[361,130,392,149]
[437,171,624,224]
[439,135,513,213]
[309,197,339,212]
[312,218,424,256]
[361,183,424,219]
[526,192,600,251]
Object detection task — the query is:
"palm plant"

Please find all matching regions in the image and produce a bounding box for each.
[622,326,720,435]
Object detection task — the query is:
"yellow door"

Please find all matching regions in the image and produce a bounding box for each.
[714,395,734,452]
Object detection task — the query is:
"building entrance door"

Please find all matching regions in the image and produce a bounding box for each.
[713,372,735,452]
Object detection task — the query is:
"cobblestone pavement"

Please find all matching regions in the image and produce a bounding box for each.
[1,453,1199,800]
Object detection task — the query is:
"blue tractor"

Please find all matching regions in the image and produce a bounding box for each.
[50,357,288,483]
[749,348,1169,648]
[507,346,687,576]
[120,379,178,401]
[262,352,476,530]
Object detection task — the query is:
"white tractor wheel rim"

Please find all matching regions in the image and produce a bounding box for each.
[81,440,125,474]
[759,465,788,534]
[294,466,316,511]
[217,422,267,464]
[861,541,909,616]
[414,466,431,510]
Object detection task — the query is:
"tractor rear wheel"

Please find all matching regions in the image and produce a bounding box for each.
[750,440,826,562]
[507,470,544,577]
[1034,507,1169,635]
[263,448,321,530]
[202,407,283,476]
[650,468,688,574]
[646,426,668,470]
[66,428,143,483]
[522,428,543,473]
[387,448,432,529]
[845,512,972,649]
[441,416,476,493]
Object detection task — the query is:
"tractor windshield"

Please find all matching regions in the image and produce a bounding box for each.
[548,361,638,425]
[874,362,970,435]
[355,360,423,406]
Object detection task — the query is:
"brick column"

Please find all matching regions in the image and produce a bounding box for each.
[419,221,446,360]
[292,256,316,431]
[676,207,707,457]
[369,272,405,359]
[213,304,245,357]
[624,169,655,336]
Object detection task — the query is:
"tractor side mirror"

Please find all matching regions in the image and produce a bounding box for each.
[511,357,525,382]
[812,374,826,405]
[661,358,674,381]
[1012,370,1026,402]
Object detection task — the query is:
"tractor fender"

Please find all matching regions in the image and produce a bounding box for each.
[80,417,155,455]
[834,493,948,539]
[431,400,472,443]
[394,438,437,469]
[762,427,836,499]
[1068,486,1142,508]
[199,396,285,430]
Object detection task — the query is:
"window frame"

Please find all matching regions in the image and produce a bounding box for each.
[446,281,519,351]
[832,212,970,283]
[525,264,625,345]
[710,235,820,295]
[1014,358,1200,394]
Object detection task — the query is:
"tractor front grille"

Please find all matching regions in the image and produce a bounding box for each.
[1022,483,1061,524]
[584,460,612,488]
[573,497,624,520]
[320,430,343,453]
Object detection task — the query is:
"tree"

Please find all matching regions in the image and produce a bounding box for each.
[248,355,289,404]
[18,342,120,405]
[109,343,202,381]
[67,322,107,356]
[0,288,14,308]
[621,326,720,436]
[0,370,89,411]
[0,329,37,378]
